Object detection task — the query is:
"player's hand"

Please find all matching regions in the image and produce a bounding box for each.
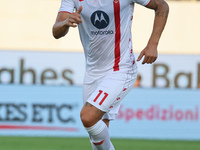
[64,6,83,28]
[137,44,158,65]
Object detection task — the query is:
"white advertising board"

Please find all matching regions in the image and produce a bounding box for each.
[0,86,87,137]
[110,88,200,140]
[0,85,199,140]
[0,51,85,86]
[136,54,200,89]
[0,50,199,88]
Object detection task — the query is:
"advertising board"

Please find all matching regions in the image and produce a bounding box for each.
[0,51,199,88]
[0,85,199,140]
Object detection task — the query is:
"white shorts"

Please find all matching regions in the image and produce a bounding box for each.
[83,65,138,120]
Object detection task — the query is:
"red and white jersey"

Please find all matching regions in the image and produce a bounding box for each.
[59,0,150,74]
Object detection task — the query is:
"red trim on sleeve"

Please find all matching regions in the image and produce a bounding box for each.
[113,0,121,72]
[145,0,152,7]
[59,11,72,14]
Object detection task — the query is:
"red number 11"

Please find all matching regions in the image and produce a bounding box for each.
[93,90,108,105]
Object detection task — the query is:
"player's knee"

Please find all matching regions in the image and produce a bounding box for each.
[80,113,93,127]
[80,104,105,127]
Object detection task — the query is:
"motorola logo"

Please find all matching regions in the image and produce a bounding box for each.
[91,11,109,29]
[90,10,113,35]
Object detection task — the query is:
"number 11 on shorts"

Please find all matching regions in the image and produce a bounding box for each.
[93,90,108,105]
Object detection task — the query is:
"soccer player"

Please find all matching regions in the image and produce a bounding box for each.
[53,0,169,149]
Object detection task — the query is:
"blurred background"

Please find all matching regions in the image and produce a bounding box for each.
[0,0,200,149]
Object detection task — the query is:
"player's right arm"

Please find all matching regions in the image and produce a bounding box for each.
[52,6,83,39]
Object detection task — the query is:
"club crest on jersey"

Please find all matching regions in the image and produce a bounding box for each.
[91,11,109,29]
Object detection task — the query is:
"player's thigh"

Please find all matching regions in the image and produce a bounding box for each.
[87,71,136,113]
[83,73,102,104]
[102,71,138,120]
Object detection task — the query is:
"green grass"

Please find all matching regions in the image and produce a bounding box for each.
[0,137,200,150]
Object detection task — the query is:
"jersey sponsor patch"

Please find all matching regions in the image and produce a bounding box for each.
[90,10,114,35]
[91,10,109,29]
[91,30,114,35]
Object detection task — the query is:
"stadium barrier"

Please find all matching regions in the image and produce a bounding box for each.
[0,50,199,88]
[0,85,199,140]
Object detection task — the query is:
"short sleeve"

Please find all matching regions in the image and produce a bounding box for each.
[59,0,75,13]
[130,0,151,6]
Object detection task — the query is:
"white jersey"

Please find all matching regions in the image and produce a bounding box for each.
[59,0,150,74]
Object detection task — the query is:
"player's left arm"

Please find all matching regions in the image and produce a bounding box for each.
[137,0,169,64]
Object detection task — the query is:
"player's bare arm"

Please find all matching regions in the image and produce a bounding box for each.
[137,0,169,64]
[52,6,83,39]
